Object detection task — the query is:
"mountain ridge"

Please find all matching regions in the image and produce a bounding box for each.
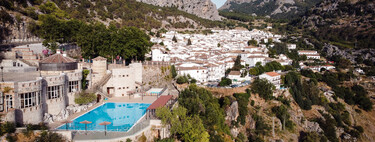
[136,0,221,21]
[219,0,322,19]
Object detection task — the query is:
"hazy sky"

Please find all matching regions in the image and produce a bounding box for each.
[211,0,226,8]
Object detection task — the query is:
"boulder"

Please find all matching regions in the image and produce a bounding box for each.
[304,121,323,133]
[225,101,239,122]
[230,127,239,138]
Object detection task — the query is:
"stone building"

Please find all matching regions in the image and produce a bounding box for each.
[0,52,82,125]
[88,56,143,97]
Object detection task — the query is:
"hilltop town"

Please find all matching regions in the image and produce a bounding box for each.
[0,0,375,142]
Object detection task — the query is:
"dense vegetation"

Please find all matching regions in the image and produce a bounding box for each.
[250,78,275,101]
[284,71,322,110]
[233,93,251,125]
[300,69,373,111]
[249,61,286,75]
[177,85,231,141]
[156,106,210,142]
[0,0,224,30]
[295,0,375,49]
[31,9,152,60]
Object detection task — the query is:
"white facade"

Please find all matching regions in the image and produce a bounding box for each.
[245,56,266,67]
[259,72,281,89]
[298,50,320,59]
[177,67,208,83]
[152,48,170,62]
[287,44,296,50]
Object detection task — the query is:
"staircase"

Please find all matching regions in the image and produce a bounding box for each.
[18,58,37,67]
[88,72,112,98]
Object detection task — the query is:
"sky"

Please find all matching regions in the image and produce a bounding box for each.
[211,0,226,8]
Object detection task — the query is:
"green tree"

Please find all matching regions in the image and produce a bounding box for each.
[218,77,232,86]
[248,39,258,46]
[156,106,209,142]
[178,85,230,141]
[250,78,275,100]
[170,65,177,78]
[232,55,242,71]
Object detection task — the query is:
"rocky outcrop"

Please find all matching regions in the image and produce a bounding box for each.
[219,0,319,19]
[225,101,239,122]
[304,121,323,133]
[322,44,375,63]
[43,103,94,123]
[136,0,221,21]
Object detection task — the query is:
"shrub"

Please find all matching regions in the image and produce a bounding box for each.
[353,126,364,133]
[26,123,48,131]
[35,131,64,142]
[74,92,96,105]
[176,76,188,84]
[1,122,16,135]
[218,77,232,86]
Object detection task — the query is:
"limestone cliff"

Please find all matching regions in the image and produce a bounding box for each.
[136,0,221,21]
[219,0,322,19]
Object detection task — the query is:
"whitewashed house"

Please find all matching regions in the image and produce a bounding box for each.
[152,48,170,61]
[298,50,320,60]
[259,72,281,89]
[287,44,296,50]
[227,71,241,82]
[177,66,208,83]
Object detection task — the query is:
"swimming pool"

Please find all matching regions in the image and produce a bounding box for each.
[57,103,151,132]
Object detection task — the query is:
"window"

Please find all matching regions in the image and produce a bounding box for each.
[20,92,40,108]
[68,81,79,93]
[47,85,62,99]
[6,95,13,110]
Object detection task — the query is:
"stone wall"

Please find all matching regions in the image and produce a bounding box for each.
[19,104,43,124]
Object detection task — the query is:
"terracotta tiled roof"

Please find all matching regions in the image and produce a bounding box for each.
[298,50,317,53]
[265,72,280,77]
[229,71,241,75]
[40,54,76,64]
[147,95,173,110]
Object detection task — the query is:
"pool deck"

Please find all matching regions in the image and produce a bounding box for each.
[49,96,158,130]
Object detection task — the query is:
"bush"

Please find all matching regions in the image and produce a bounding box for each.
[26,123,48,131]
[1,122,16,135]
[74,92,96,105]
[353,126,364,133]
[218,77,232,86]
[35,131,64,142]
[176,76,188,84]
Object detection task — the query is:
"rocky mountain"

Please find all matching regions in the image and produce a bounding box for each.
[0,0,224,44]
[136,0,221,21]
[219,0,322,19]
[298,0,375,49]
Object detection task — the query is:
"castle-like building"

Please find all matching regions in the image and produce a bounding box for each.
[0,47,143,125]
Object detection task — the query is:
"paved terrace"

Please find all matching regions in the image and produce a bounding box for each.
[49,96,158,130]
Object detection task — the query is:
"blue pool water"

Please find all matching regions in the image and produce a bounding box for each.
[57,103,151,132]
